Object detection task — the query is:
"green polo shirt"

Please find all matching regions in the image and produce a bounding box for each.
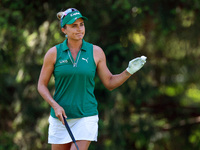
[50,39,98,119]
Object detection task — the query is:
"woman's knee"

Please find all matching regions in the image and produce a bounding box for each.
[70,140,91,150]
[52,143,72,150]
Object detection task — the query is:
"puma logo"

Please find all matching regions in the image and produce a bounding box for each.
[82,57,89,63]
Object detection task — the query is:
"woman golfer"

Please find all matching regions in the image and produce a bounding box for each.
[38,8,146,150]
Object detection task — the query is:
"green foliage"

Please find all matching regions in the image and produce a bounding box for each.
[1,0,200,149]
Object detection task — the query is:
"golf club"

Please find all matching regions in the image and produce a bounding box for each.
[62,115,79,150]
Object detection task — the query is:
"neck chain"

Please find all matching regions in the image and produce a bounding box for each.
[68,50,81,67]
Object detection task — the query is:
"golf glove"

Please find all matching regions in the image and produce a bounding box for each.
[126,56,147,75]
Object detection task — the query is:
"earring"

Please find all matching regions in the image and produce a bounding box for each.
[65,35,68,38]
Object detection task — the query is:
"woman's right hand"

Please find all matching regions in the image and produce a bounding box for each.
[53,104,67,125]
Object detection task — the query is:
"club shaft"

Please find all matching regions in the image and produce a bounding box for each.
[63,115,79,150]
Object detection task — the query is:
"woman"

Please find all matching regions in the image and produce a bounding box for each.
[37,8,146,150]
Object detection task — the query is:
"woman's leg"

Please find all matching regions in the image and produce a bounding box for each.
[52,143,72,150]
[70,140,91,150]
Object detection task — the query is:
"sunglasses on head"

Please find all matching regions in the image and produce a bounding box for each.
[61,8,78,19]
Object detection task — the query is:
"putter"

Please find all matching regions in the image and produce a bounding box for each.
[62,115,79,150]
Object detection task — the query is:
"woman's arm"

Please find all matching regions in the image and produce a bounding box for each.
[37,46,67,124]
[94,45,132,91]
[94,45,146,91]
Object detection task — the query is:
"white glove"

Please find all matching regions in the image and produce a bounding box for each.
[126,56,147,74]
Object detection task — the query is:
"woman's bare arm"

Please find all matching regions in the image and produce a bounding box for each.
[94,45,131,91]
[37,46,66,124]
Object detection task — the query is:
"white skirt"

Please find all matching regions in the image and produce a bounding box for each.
[48,115,99,144]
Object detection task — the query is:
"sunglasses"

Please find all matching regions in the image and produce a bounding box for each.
[61,8,78,19]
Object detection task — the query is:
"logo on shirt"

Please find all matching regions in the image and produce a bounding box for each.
[59,60,68,64]
[82,57,89,63]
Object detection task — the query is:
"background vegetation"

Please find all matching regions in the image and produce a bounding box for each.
[1,0,200,149]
